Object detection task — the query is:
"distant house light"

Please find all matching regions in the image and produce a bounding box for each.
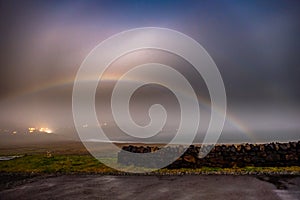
[28,127,36,133]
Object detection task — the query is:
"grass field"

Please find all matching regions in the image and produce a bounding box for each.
[0,141,300,175]
[1,154,300,175]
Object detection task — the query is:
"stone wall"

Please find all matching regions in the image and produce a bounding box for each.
[117,141,300,168]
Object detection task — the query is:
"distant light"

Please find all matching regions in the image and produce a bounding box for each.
[28,127,36,133]
[39,127,52,133]
[83,124,88,128]
[12,131,17,134]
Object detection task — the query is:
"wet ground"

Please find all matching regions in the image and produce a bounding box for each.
[0,175,299,200]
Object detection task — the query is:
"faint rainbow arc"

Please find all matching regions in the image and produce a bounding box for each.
[1,75,255,142]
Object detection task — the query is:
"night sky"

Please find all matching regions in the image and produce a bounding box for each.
[0,0,299,143]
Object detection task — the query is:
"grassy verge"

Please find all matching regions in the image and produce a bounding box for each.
[0,154,300,175]
[0,155,117,174]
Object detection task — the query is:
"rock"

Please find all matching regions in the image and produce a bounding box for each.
[243,157,251,163]
[259,145,265,151]
[215,146,221,152]
[275,143,280,151]
[183,154,196,163]
[245,144,251,151]
[269,143,275,150]
[231,156,237,161]
[266,154,280,162]
[285,154,298,161]
[252,145,259,151]
[235,145,242,152]
[258,152,267,158]
[279,144,288,150]
[230,145,236,152]
[290,142,296,149]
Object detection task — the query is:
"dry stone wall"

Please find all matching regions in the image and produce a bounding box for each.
[118,141,300,168]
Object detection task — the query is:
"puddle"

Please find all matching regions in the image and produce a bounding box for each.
[0,155,23,161]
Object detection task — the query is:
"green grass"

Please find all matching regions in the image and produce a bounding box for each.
[0,154,300,175]
[157,166,300,175]
[0,154,118,173]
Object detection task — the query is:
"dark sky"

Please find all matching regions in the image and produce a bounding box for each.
[0,0,299,143]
